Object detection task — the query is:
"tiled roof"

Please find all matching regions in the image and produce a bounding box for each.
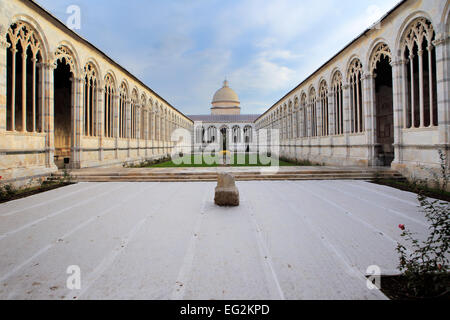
[187,114,260,123]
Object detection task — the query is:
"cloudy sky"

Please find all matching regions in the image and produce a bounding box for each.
[35,0,400,115]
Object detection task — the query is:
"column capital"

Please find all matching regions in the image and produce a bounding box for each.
[39,61,57,70]
[0,37,10,49]
[432,33,449,47]
[361,73,375,80]
[391,59,406,67]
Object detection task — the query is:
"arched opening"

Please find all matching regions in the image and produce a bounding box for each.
[54,58,73,169]
[402,18,438,129]
[6,22,43,133]
[244,126,252,153]
[104,74,115,138]
[220,127,228,151]
[374,55,394,166]
[348,59,364,133]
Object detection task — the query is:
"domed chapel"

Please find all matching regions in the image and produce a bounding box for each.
[189,80,259,152]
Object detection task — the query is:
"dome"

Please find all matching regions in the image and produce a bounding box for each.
[212,80,240,106]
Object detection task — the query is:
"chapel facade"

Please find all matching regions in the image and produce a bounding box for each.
[190,80,259,153]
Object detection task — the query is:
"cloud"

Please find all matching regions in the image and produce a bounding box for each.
[34,0,402,115]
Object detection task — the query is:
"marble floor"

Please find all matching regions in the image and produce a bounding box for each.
[0,180,433,299]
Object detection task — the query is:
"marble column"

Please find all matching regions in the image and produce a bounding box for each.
[0,34,9,132]
[362,73,376,166]
[433,35,450,154]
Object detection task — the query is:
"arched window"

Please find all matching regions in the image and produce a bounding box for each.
[130,89,138,139]
[319,81,329,136]
[84,63,98,137]
[104,74,115,138]
[309,88,317,137]
[294,97,299,138]
[332,72,344,135]
[140,95,146,140]
[6,21,43,132]
[288,101,293,139]
[244,126,252,143]
[232,126,241,143]
[207,126,217,143]
[348,58,364,133]
[148,102,153,141]
[401,18,437,128]
[300,93,307,137]
[154,104,160,141]
[119,82,128,138]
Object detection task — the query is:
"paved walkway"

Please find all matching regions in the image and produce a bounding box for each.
[0,181,431,300]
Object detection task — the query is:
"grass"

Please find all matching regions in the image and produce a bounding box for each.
[371,178,450,202]
[0,180,74,204]
[376,274,450,300]
[146,153,298,168]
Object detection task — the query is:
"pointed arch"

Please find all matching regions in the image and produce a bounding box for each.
[5,20,45,132]
[400,17,437,128]
[319,80,329,136]
[369,42,392,73]
[309,86,317,137]
[83,61,98,136]
[347,58,364,133]
[53,43,79,75]
[331,70,344,135]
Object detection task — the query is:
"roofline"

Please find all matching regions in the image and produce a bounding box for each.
[255,0,407,122]
[210,106,241,110]
[211,101,241,104]
[24,0,193,123]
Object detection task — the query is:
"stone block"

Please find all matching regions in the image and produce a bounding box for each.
[214,173,239,207]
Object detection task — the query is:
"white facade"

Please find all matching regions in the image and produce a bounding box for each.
[192,119,256,153]
[255,0,450,183]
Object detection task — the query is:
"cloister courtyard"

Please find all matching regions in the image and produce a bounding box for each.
[0,177,434,300]
[0,0,449,303]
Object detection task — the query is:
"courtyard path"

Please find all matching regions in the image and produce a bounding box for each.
[0,181,433,300]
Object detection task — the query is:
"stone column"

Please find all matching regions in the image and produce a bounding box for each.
[362,73,376,166]
[114,94,119,159]
[136,104,140,157]
[391,59,405,166]
[97,83,104,162]
[433,35,450,156]
[71,75,84,169]
[328,91,335,136]
[144,108,148,158]
[328,91,335,158]
[126,99,131,158]
[317,99,323,138]
[0,33,9,132]
[151,110,155,156]
[343,83,351,162]
[41,62,56,168]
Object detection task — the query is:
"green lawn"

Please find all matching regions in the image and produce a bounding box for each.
[148,154,297,168]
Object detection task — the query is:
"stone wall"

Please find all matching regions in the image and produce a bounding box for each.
[255,0,450,184]
[0,0,194,185]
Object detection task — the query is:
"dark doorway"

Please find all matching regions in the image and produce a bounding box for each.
[374,55,394,166]
[54,59,73,169]
[220,127,228,152]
